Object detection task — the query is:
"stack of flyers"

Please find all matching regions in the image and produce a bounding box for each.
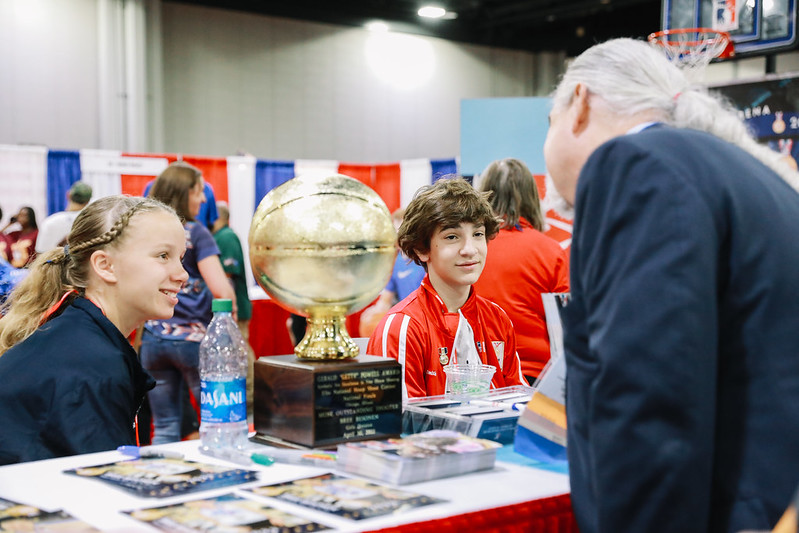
[336,430,500,485]
[64,457,259,498]
[0,496,99,531]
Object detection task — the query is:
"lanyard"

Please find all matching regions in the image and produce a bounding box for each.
[452,310,481,365]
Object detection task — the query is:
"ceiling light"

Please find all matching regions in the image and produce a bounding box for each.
[418,6,447,19]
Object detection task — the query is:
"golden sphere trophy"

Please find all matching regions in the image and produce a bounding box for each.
[248,173,402,448]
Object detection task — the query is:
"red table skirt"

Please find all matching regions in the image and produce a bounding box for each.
[365,493,577,533]
[248,299,367,358]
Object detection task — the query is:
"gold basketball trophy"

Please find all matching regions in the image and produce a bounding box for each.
[249,173,402,448]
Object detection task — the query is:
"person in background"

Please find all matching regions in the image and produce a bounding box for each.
[474,158,569,383]
[1,207,38,268]
[0,206,27,307]
[0,196,187,464]
[144,176,218,231]
[36,181,93,253]
[143,161,235,444]
[366,177,525,399]
[0,256,27,309]
[212,201,254,414]
[544,38,799,533]
[359,207,426,338]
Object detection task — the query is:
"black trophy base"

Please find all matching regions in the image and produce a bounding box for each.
[253,354,402,449]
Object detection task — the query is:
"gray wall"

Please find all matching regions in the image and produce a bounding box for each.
[3,0,799,161]
[158,3,553,161]
[0,0,564,161]
[0,0,100,149]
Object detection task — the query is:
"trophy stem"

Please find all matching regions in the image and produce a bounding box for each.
[295,306,360,360]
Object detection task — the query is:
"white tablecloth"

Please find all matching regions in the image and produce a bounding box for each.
[0,440,570,532]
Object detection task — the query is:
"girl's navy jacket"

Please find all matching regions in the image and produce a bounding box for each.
[0,297,155,464]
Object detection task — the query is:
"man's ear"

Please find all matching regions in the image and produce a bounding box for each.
[90,250,117,283]
[571,83,592,135]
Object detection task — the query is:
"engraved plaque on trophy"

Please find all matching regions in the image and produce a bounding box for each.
[248,173,402,448]
[252,355,402,448]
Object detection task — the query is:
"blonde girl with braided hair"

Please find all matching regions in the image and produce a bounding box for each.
[0,196,188,464]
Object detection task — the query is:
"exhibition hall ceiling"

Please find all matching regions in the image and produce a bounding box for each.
[169,0,662,56]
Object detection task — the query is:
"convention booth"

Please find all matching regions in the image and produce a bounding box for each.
[0,142,581,531]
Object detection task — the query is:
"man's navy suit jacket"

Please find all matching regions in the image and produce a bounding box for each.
[564,125,799,533]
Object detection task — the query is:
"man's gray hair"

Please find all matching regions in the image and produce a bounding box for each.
[552,38,799,190]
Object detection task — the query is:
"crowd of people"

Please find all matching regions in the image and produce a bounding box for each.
[2,35,799,533]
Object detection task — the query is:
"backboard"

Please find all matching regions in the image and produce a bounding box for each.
[663,0,797,55]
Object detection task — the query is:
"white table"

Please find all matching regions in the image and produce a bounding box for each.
[0,440,571,532]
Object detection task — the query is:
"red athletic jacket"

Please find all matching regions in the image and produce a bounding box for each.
[366,275,526,399]
[474,221,569,378]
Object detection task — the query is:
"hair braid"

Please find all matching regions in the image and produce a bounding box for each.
[43,246,71,266]
[69,203,144,256]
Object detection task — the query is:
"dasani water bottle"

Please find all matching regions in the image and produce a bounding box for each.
[199,299,249,453]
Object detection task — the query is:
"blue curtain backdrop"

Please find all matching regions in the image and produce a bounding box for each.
[46,150,81,215]
[254,160,295,208]
[430,158,458,182]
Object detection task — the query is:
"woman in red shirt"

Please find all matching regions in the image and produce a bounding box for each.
[474,159,569,383]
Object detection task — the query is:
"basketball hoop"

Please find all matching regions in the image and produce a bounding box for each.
[648,28,735,72]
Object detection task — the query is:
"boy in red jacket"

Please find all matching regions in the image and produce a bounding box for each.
[367,177,526,399]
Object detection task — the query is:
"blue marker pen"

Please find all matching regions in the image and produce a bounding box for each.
[117,445,184,459]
